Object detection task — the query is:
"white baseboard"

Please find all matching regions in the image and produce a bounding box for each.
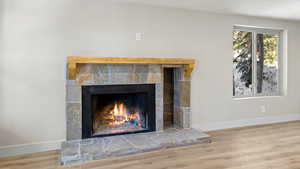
[193,114,300,131]
[0,139,64,157]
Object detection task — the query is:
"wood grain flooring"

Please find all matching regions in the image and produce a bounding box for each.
[1,121,300,169]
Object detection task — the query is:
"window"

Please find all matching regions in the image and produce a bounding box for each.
[233,26,283,97]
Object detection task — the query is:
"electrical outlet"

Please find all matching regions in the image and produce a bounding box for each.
[260,105,266,113]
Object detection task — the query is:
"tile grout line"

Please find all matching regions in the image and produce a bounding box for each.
[121,136,140,149]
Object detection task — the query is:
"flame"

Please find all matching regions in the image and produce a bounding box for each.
[108,103,142,127]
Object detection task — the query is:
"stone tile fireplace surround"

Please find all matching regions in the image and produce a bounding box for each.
[66,57,195,140]
[61,57,210,165]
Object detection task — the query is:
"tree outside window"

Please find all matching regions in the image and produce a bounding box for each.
[233,26,282,97]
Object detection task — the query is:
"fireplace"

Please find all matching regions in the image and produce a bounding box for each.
[82,84,156,138]
[62,57,204,165]
[66,57,194,141]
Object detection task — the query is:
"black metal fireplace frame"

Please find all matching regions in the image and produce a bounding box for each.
[82,84,156,139]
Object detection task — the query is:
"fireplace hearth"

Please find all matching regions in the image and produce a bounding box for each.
[82,84,156,138]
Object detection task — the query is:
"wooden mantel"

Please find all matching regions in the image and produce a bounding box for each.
[67,56,195,80]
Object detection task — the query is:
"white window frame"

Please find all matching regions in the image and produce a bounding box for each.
[233,25,284,98]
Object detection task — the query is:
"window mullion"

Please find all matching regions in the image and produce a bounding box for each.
[252,32,257,96]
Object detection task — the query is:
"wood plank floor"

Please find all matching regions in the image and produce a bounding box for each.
[1,121,300,169]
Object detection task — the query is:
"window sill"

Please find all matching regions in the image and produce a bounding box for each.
[233,95,283,101]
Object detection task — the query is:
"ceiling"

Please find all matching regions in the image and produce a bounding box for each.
[120,0,300,21]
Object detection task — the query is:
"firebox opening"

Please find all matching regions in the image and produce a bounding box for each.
[92,93,148,136]
[82,84,156,139]
[163,68,175,129]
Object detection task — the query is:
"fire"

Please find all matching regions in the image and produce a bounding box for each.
[108,103,142,127]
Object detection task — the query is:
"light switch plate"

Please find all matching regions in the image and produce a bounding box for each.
[135,33,143,41]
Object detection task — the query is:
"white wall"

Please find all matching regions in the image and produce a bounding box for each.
[1,0,300,155]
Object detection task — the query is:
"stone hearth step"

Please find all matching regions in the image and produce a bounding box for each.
[60,128,210,165]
